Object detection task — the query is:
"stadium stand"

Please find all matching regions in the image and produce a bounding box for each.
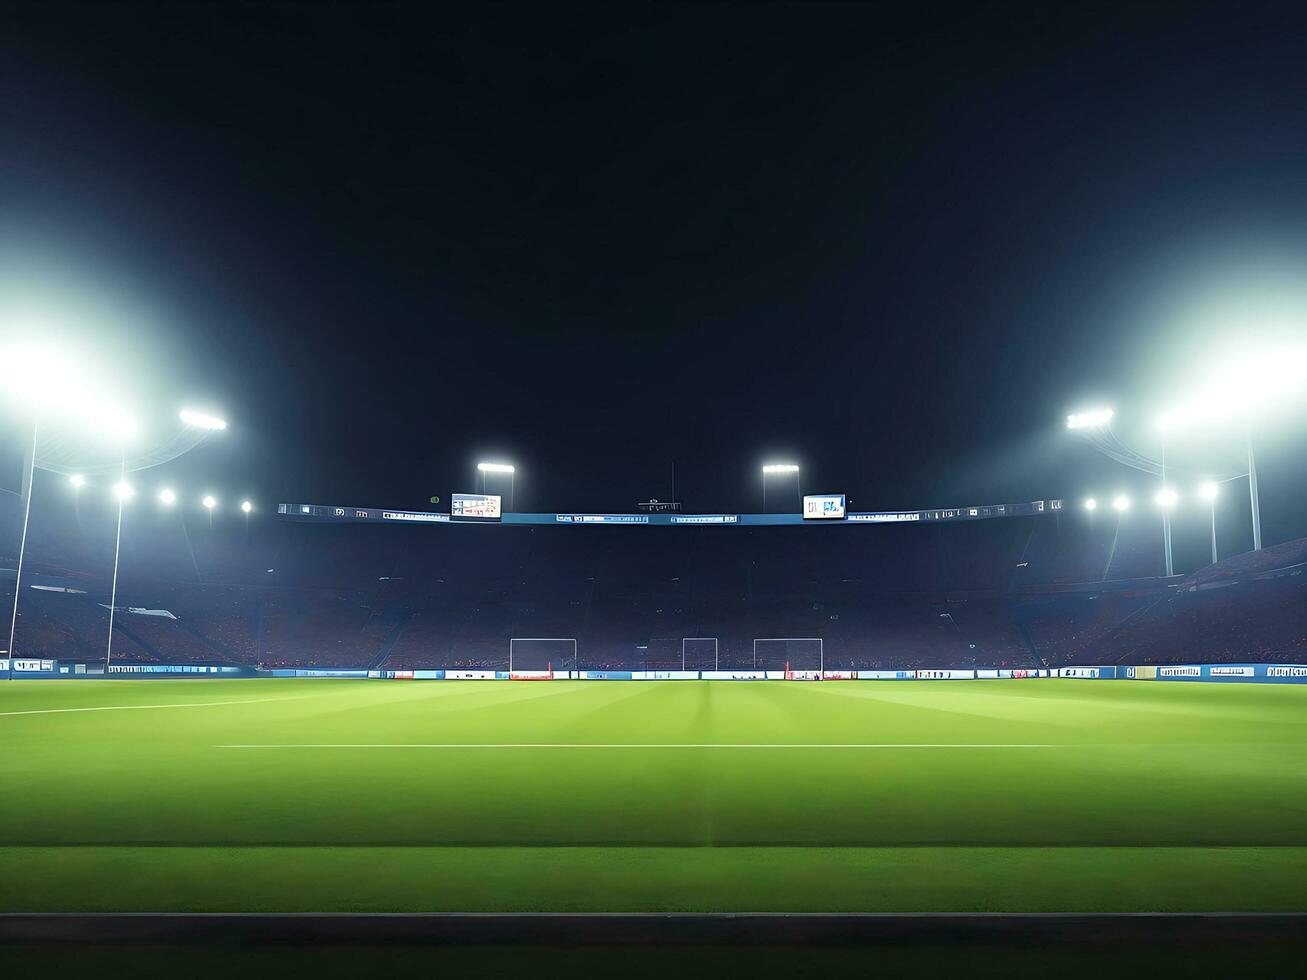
[4,497,1305,669]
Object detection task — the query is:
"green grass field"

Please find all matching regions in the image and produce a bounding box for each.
[3,677,1307,912]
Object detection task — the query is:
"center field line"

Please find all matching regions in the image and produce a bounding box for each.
[0,696,312,718]
[214,742,1063,749]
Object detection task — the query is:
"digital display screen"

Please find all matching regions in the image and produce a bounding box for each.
[802,494,846,520]
[451,493,502,520]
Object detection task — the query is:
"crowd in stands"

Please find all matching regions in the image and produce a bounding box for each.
[4,496,1305,670]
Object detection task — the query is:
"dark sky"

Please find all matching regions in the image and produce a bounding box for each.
[3,2,1307,546]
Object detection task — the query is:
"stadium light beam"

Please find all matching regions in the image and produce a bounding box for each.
[476,462,516,509]
[1112,495,1131,512]
[1083,497,1098,512]
[761,462,801,513]
[113,480,134,501]
[1200,481,1220,565]
[68,473,85,489]
[159,487,176,506]
[180,408,228,431]
[241,500,253,513]
[1154,487,1178,509]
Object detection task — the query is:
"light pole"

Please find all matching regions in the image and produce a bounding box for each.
[1200,481,1219,565]
[1154,487,1178,575]
[106,474,134,668]
[7,417,38,658]
[1105,495,1130,580]
[1246,433,1262,551]
[761,463,800,513]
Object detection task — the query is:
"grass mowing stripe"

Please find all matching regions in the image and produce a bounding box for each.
[0,696,312,718]
[5,845,1307,913]
[213,742,1064,749]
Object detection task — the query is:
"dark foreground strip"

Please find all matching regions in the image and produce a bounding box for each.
[3,913,1307,947]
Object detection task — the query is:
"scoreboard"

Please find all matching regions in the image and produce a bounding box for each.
[803,494,846,520]
[451,493,502,520]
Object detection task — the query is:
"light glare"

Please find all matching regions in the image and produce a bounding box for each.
[180,409,228,431]
[202,494,217,509]
[1112,495,1131,512]
[476,462,515,473]
[1066,408,1114,430]
[1083,498,1097,511]
[1155,487,1178,508]
[762,463,800,474]
[241,500,252,513]
[69,473,85,488]
[159,487,176,505]
[1200,481,1219,501]
[113,481,134,501]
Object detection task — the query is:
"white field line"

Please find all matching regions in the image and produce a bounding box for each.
[215,742,1062,750]
[0,696,312,719]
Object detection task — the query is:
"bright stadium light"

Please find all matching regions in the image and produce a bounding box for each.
[1066,408,1114,430]
[476,462,515,474]
[112,480,134,501]
[241,500,252,513]
[68,473,85,489]
[1199,481,1219,501]
[1112,495,1131,512]
[761,463,800,474]
[1154,487,1178,508]
[202,494,217,509]
[1083,497,1097,511]
[158,487,176,506]
[180,408,228,431]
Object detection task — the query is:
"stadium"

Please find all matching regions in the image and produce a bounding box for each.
[7,2,1307,976]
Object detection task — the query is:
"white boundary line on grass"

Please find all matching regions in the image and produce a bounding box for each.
[215,742,1062,749]
[0,696,310,718]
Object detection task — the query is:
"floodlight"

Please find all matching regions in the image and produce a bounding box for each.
[1112,495,1130,512]
[476,462,515,473]
[1,343,139,439]
[69,473,85,489]
[202,494,217,510]
[113,481,134,501]
[1066,408,1114,430]
[1154,487,1178,508]
[1199,481,1219,501]
[180,409,228,431]
[1083,498,1097,511]
[241,500,252,513]
[158,488,176,505]
[762,463,800,474]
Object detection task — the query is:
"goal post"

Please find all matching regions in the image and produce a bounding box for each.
[508,637,577,675]
[753,637,823,675]
[681,637,719,671]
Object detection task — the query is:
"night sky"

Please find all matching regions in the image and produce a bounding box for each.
[3,2,1307,551]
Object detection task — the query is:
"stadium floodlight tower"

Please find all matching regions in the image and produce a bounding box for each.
[477,461,516,510]
[761,462,800,512]
[0,343,137,659]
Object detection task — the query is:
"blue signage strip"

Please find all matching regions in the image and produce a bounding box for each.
[279,500,1062,527]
